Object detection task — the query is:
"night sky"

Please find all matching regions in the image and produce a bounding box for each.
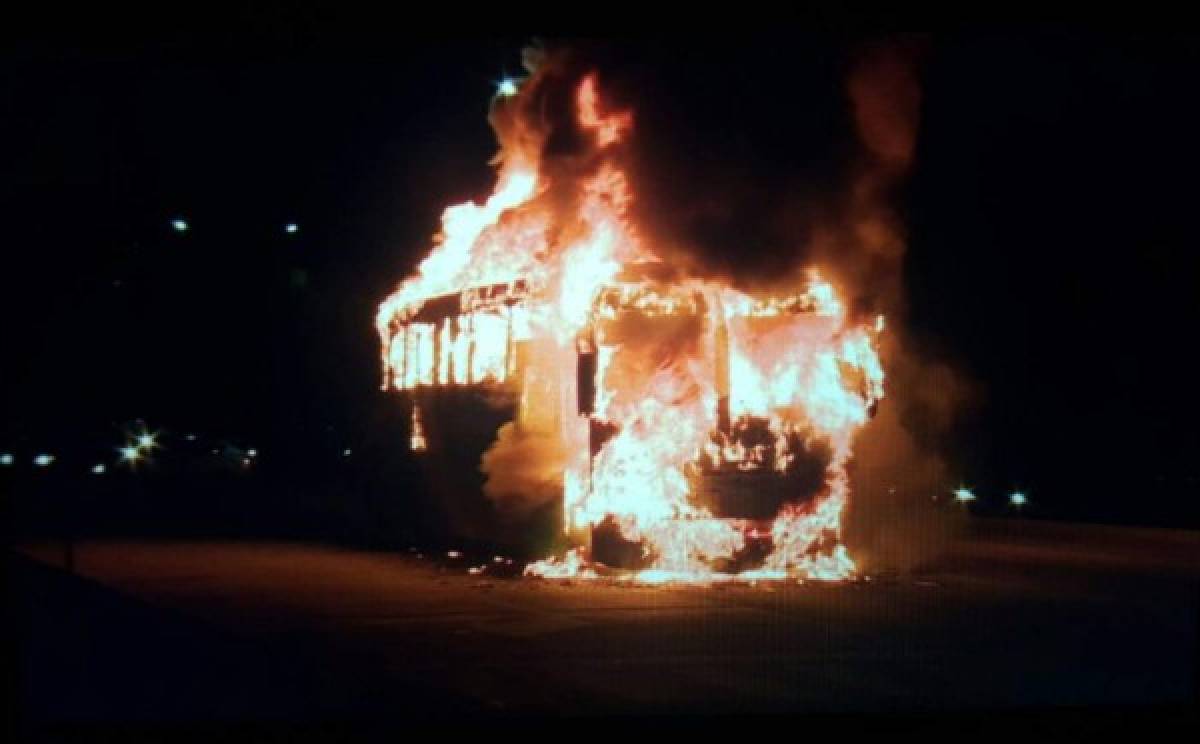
[3,31,1198,527]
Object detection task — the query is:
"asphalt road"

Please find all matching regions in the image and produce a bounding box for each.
[9,521,1200,731]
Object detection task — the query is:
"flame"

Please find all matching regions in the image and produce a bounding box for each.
[577,74,633,148]
[410,403,427,452]
[377,66,885,584]
[524,547,597,579]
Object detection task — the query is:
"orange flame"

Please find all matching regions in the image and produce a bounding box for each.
[378,66,885,584]
[577,74,633,148]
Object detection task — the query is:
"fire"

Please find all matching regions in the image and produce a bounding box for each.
[377,60,885,584]
[409,404,427,452]
[577,74,633,148]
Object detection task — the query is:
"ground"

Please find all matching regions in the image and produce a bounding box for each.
[8,520,1200,733]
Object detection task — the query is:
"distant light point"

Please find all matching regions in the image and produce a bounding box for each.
[1010,491,1027,507]
[285,223,298,234]
[92,463,107,475]
[497,78,518,97]
[33,454,55,467]
[952,487,976,503]
[0,453,13,466]
[171,218,189,232]
[342,448,352,457]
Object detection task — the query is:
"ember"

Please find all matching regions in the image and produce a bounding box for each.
[377,51,884,583]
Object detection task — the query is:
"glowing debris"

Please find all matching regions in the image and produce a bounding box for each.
[409,404,427,452]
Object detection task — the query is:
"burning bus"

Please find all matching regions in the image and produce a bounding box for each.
[376,63,884,582]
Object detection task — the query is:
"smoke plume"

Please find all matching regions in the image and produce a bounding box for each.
[833,39,975,572]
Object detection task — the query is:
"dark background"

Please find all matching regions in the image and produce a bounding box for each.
[2,28,1198,533]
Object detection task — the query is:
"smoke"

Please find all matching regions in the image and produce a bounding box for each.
[481,421,566,514]
[830,39,977,573]
[848,42,922,171]
[845,345,973,574]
